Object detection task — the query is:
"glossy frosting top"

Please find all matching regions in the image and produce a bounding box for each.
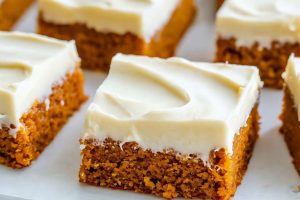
[83,54,262,160]
[38,0,180,41]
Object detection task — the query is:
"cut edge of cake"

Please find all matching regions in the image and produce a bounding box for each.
[280,54,300,176]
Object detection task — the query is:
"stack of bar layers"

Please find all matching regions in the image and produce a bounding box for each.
[0,0,300,200]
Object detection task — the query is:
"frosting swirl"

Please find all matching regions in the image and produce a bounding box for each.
[83,54,262,160]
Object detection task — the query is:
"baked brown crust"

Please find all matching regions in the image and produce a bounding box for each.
[0,0,34,30]
[79,105,259,200]
[280,87,300,175]
[37,0,196,71]
[0,66,87,168]
[215,37,300,89]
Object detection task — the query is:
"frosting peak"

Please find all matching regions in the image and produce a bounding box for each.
[83,54,262,160]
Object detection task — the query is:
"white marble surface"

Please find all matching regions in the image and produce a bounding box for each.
[0,1,299,200]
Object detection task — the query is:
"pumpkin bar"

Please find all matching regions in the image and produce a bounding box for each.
[0,31,86,168]
[280,55,300,176]
[79,54,262,200]
[37,0,196,71]
[216,0,300,88]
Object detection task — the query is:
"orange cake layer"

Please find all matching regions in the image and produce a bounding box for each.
[38,0,196,71]
[0,67,86,169]
[215,38,300,89]
[0,0,34,30]
[280,87,300,176]
[79,105,259,200]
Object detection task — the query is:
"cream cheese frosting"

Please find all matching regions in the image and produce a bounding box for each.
[0,31,79,137]
[217,0,300,47]
[283,55,300,119]
[83,54,262,160]
[38,0,180,41]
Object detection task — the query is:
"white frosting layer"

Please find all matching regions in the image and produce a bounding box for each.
[217,0,300,47]
[283,55,300,119]
[38,0,179,41]
[0,31,79,136]
[83,54,262,160]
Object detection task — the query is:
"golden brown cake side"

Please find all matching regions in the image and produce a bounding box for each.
[0,0,34,30]
[37,0,196,71]
[0,67,87,169]
[216,0,224,10]
[37,21,144,72]
[144,0,196,58]
[79,106,259,200]
[215,37,300,89]
[280,87,300,175]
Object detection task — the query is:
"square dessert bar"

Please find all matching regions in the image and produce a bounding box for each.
[280,55,300,176]
[0,0,34,30]
[37,0,196,71]
[0,32,86,168]
[216,0,300,88]
[80,54,262,200]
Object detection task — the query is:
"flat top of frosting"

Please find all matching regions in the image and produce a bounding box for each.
[0,64,31,92]
[47,0,157,12]
[217,0,300,46]
[0,32,79,136]
[98,57,252,121]
[38,0,180,40]
[84,54,262,159]
[0,31,69,68]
